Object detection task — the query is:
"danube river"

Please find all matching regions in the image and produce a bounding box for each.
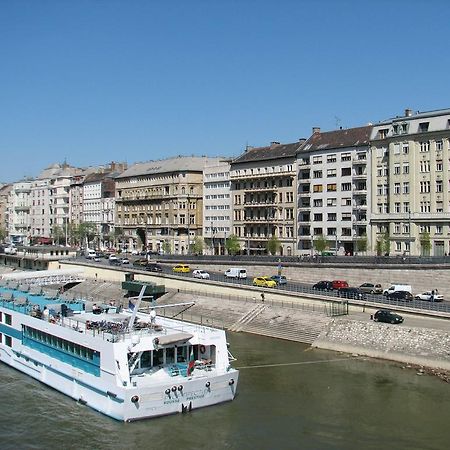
[1,332,449,450]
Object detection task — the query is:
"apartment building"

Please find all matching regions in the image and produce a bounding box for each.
[30,163,81,243]
[203,159,232,255]
[8,180,32,245]
[0,184,12,238]
[115,156,220,254]
[370,108,450,256]
[297,126,372,255]
[82,172,117,248]
[230,142,300,256]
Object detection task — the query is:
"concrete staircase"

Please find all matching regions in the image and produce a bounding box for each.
[229,304,266,332]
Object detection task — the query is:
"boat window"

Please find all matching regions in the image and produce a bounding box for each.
[165,347,175,364]
[176,346,187,362]
[140,351,152,369]
[153,349,163,366]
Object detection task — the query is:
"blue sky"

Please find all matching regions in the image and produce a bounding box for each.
[1,0,449,182]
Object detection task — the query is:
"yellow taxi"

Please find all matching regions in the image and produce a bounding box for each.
[253,276,277,288]
[173,264,191,273]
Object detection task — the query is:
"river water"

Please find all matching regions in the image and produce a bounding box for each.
[1,332,449,450]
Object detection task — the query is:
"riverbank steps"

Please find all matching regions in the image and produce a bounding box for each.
[313,317,450,372]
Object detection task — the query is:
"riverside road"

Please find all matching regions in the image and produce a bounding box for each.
[79,256,450,315]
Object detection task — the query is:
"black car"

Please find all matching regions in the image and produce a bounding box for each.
[386,291,413,301]
[337,287,365,300]
[109,259,121,266]
[146,263,163,273]
[312,281,333,291]
[374,309,404,324]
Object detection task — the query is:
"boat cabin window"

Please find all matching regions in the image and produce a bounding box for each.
[165,347,175,364]
[153,349,163,366]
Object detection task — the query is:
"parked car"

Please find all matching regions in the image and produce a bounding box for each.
[312,281,333,291]
[108,254,118,261]
[271,275,287,285]
[383,284,412,296]
[414,291,444,302]
[192,269,210,279]
[386,291,413,301]
[332,280,349,290]
[133,258,148,267]
[337,287,365,299]
[374,309,404,324]
[173,264,190,273]
[109,258,121,266]
[253,276,277,288]
[120,258,130,264]
[146,263,163,273]
[359,283,383,294]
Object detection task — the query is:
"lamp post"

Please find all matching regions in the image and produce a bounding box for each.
[408,210,412,255]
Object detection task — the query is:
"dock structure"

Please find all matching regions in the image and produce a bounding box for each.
[0,268,84,287]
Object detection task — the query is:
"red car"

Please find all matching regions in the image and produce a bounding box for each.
[332,280,349,290]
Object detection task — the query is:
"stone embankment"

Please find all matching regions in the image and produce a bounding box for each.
[313,318,450,374]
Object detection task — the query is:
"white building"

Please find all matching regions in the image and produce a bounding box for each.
[203,159,232,255]
[8,180,32,245]
[297,126,372,255]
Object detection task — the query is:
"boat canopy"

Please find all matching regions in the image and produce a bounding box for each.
[155,332,194,346]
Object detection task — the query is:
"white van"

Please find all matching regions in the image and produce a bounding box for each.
[224,267,247,279]
[85,249,97,259]
[383,284,412,296]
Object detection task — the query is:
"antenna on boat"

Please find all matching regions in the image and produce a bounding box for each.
[127,285,146,332]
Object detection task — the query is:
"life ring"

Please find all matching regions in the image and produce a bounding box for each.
[200,345,206,354]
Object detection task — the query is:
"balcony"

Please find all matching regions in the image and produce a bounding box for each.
[243,201,276,207]
[353,156,367,164]
[298,177,311,183]
[298,204,311,210]
[231,170,296,180]
[14,205,30,211]
[243,186,277,192]
[353,188,367,196]
[352,172,367,180]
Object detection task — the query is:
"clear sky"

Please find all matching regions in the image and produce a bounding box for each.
[1,0,449,182]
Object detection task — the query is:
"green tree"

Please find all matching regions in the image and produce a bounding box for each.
[375,238,383,256]
[162,240,171,255]
[356,234,368,254]
[0,226,7,243]
[382,230,391,255]
[313,235,328,254]
[78,222,98,248]
[420,232,431,256]
[191,237,204,255]
[266,235,280,255]
[51,225,64,245]
[225,234,240,256]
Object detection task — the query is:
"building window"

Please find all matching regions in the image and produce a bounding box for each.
[313,199,323,207]
[420,141,430,152]
[403,223,410,234]
[437,180,443,193]
[378,129,389,139]
[342,213,352,221]
[402,143,409,154]
[314,213,323,221]
[327,198,337,207]
[313,170,322,178]
[418,122,429,133]
[436,201,443,213]
[313,184,323,193]
[395,242,402,252]
[420,181,430,193]
[327,184,337,192]
[394,223,401,234]
[341,183,352,191]
[420,161,430,172]
[312,156,322,164]
[313,228,323,235]
[327,169,336,177]
[393,143,400,154]
[403,202,410,213]
[394,202,401,213]
[341,167,351,176]
[342,197,352,206]
[394,165,400,175]
[341,153,351,161]
[436,140,443,151]
[436,225,443,235]
[327,154,337,163]
[403,163,409,174]
[394,183,401,194]
[436,160,443,172]
[327,213,337,221]
[403,182,409,194]
[327,228,336,236]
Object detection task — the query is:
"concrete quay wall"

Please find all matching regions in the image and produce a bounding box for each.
[168,261,450,296]
[314,318,450,371]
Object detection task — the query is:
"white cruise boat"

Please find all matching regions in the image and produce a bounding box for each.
[0,280,238,421]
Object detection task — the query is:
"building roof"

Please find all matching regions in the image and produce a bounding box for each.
[298,126,372,153]
[116,156,222,179]
[83,171,118,184]
[37,163,81,180]
[232,142,303,165]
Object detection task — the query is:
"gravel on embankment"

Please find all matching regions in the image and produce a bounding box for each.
[313,318,450,379]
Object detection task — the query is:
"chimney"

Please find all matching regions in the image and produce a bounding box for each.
[404,108,413,117]
[312,127,321,134]
[270,141,280,147]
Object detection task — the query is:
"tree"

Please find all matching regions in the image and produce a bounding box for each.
[382,230,391,255]
[420,232,431,256]
[162,240,171,255]
[78,222,98,248]
[0,226,7,243]
[51,225,64,245]
[313,235,328,254]
[225,234,240,256]
[191,237,204,255]
[266,236,280,255]
[375,238,383,256]
[356,235,368,254]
